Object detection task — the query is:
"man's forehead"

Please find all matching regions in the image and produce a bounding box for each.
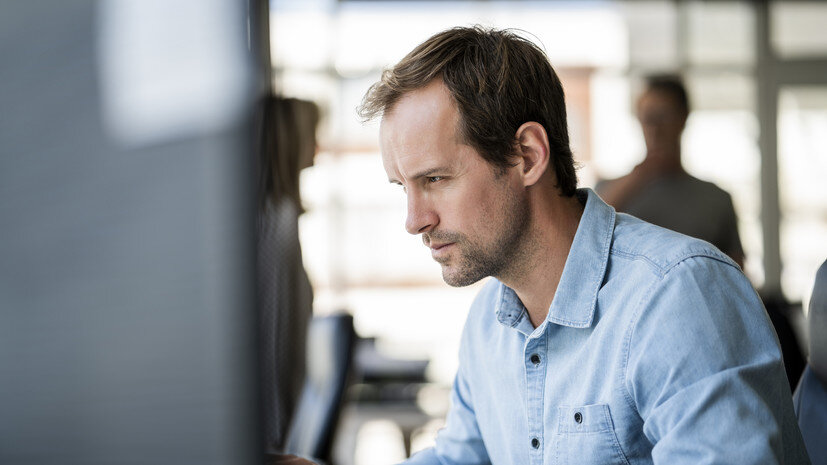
[383,81,458,125]
[378,81,469,178]
[380,139,442,179]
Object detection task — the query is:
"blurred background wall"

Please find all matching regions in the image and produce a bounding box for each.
[273,1,827,463]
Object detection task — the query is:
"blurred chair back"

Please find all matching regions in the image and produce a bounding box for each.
[286,313,355,463]
[762,295,806,389]
[793,259,827,462]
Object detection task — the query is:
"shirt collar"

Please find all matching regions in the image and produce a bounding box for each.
[495,188,615,329]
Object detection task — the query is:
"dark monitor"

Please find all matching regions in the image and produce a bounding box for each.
[0,2,263,464]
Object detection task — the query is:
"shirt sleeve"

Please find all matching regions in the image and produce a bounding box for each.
[401,331,491,465]
[625,255,809,464]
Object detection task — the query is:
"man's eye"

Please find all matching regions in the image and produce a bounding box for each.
[427,176,443,183]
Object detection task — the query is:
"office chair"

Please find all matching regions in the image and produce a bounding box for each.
[793,259,827,462]
[285,313,355,464]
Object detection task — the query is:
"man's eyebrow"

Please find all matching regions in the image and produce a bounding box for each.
[388,167,450,185]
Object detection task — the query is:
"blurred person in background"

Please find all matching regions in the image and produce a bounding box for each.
[596,75,744,268]
[359,26,807,465]
[257,95,320,454]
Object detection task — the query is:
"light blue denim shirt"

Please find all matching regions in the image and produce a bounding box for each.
[404,189,809,465]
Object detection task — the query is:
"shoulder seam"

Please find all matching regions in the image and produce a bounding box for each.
[610,248,667,277]
[611,246,736,278]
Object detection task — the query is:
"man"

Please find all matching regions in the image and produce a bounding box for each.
[358,26,809,465]
[596,76,744,268]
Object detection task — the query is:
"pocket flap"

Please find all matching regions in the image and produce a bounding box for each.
[557,403,613,434]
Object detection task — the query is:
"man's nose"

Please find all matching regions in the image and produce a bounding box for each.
[405,193,437,235]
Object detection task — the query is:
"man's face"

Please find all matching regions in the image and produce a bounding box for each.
[637,90,686,156]
[380,80,530,287]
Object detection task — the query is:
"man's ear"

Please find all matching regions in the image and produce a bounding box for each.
[514,122,550,187]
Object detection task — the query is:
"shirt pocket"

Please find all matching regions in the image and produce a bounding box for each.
[555,404,630,465]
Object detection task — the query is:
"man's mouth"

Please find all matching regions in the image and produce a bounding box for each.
[430,242,454,258]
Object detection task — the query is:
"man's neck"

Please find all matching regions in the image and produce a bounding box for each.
[644,145,684,175]
[498,191,585,328]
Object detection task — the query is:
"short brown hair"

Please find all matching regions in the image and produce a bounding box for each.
[644,74,690,117]
[359,26,577,196]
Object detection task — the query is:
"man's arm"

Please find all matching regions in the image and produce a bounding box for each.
[625,255,809,464]
[718,193,745,269]
[595,156,670,211]
[402,341,490,465]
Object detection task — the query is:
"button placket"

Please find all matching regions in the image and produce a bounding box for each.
[524,335,548,464]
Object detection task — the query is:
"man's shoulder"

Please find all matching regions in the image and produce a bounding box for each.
[610,212,737,276]
[682,174,735,204]
[594,173,629,194]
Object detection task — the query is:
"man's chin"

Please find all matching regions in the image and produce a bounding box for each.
[441,266,483,288]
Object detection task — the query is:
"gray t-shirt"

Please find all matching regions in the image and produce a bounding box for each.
[597,173,743,259]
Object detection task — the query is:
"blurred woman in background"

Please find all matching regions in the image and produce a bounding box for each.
[257,95,320,454]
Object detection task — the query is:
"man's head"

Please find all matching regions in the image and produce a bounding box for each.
[359,26,577,196]
[378,80,533,286]
[359,26,575,286]
[637,75,689,156]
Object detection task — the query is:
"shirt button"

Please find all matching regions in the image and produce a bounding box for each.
[574,412,583,423]
[530,354,541,365]
[531,437,540,449]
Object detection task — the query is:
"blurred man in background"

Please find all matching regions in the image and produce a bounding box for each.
[597,75,744,268]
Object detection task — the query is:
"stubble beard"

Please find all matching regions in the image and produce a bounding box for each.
[428,191,532,287]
